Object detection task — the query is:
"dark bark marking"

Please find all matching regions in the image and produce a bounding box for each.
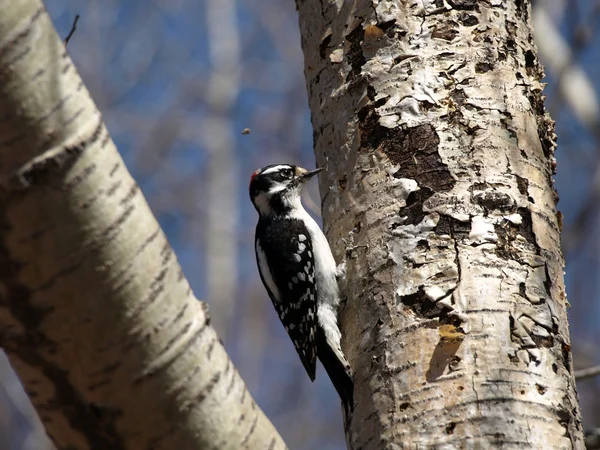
[524,50,535,75]
[171,303,189,326]
[457,13,478,26]
[378,19,397,36]
[494,207,539,261]
[1,118,103,192]
[133,317,210,383]
[201,301,210,324]
[386,319,438,340]
[240,412,259,446]
[223,357,232,377]
[397,287,451,320]
[97,205,134,244]
[225,363,237,395]
[64,163,97,190]
[135,228,161,258]
[432,23,459,41]
[448,0,479,10]
[80,188,104,210]
[345,25,366,89]
[471,188,515,213]
[543,263,552,295]
[0,216,124,448]
[32,260,82,292]
[396,397,568,426]
[112,273,135,296]
[63,107,84,128]
[138,267,167,309]
[106,180,122,197]
[358,111,454,225]
[168,365,202,399]
[319,33,332,59]
[434,215,470,238]
[119,182,139,205]
[515,174,528,196]
[109,163,120,177]
[514,0,528,21]
[31,68,45,82]
[17,223,56,243]
[181,372,221,412]
[110,228,161,294]
[123,266,169,329]
[240,385,247,404]
[475,62,493,73]
[0,6,42,64]
[446,422,456,434]
[515,206,535,246]
[158,321,192,358]
[37,94,73,125]
[206,337,216,360]
[523,52,557,169]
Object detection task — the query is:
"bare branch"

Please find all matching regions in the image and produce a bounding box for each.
[64,14,79,46]
[575,365,600,381]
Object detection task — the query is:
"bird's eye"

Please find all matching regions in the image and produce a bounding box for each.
[281,168,294,178]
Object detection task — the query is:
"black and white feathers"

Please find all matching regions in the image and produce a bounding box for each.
[255,217,318,378]
[250,164,354,415]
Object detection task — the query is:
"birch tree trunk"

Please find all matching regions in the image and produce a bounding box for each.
[296,0,585,448]
[0,2,286,449]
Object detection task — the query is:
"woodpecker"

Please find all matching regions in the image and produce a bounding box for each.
[249,164,354,415]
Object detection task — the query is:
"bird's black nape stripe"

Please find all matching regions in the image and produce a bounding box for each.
[249,175,272,201]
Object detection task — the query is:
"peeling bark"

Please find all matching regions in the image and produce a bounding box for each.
[297,0,584,448]
[0,2,286,449]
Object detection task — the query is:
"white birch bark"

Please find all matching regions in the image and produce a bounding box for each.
[296,0,585,448]
[0,1,286,449]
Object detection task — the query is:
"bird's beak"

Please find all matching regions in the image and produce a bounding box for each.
[297,167,323,181]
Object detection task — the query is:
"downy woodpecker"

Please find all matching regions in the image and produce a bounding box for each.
[249,164,354,414]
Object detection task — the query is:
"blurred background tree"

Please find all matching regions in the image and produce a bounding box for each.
[0,1,598,449]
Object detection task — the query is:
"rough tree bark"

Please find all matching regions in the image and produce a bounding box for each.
[296,0,585,448]
[0,2,286,449]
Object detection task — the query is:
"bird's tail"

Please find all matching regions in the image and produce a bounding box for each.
[317,328,354,419]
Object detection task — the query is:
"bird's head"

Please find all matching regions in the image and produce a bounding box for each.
[249,164,322,216]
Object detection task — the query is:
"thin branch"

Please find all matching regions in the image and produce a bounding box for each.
[574,365,600,380]
[64,14,80,46]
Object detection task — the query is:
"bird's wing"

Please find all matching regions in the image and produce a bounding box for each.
[255,218,318,380]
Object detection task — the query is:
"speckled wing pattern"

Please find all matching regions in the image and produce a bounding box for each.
[255,217,318,380]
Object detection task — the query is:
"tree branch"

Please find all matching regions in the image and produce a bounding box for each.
[64,13,79,46]
[575,365,600,381]
[0,1,286,448]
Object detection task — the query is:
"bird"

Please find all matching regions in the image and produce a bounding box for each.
[249,163,354,416]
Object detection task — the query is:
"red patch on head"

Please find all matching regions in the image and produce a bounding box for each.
[249,169,260,188]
